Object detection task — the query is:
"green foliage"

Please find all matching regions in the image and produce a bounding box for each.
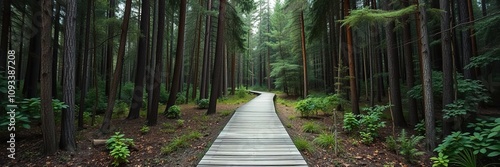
[197,99,209,109]
[161,131,202,154]
[106,132,134,167]
[165,105,181,119]
[1,98,68,129]
[302,122,322,134]
[450,149,476,167]
[340,5,417,27]
[343,112,359,133]
[408,71,489,119]
[120,82,135,101]
[386,130,425,163]
[114,101,129,116]
[313,133,337,148]
[235,86,248,98]
[431,152,450,167]
[295,98,317,117]
[219,110,233,117]
[160,84,169,103]
[176,119,185,128]
[85,86,108,113]
[358,105,388,144]
[414,120,426,136]
[175,93,186,105]
[397,130,425,163]
[434,118,500,165]
[293,137,314,152]
[140,125,150,134]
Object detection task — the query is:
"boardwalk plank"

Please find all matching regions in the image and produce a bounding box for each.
[197,92,308,166]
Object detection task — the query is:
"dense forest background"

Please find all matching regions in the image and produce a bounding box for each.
[0,0,499,165]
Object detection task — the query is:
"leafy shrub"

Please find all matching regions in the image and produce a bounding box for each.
[114,101,129,116]
[450,149,476,167]
[302,122,322,134]
[358,105,388,144]
[343,112,358,133]
[197,99,209,109]
[161,131,202,154]
[385,136,398,153]
[433,118,500,166]
[293,137,314,152]
[1,98,68,129]
[414,120,426,136]
[160,84,168,103]
[176,119,185,128]
[235,86,248,98]
[165,105,181,119]
[295,98,318,117]
[85,87,107,113]
[140,125,150,135]
[397,130,425,163]
[120,82,135,101]
[313,133,337,148]
[430,152,450,167]
[175,93,186,105]
[106,132,134,167]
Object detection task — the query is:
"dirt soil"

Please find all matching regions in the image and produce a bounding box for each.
[0,100,249,167]
[274,94,432,167]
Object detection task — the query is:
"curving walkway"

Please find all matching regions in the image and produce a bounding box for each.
[197,91,308,166]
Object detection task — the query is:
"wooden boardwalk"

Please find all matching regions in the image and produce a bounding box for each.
[198,91,308,166]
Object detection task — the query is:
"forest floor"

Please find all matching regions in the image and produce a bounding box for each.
[0,95,255,166]
[274,94,432,167]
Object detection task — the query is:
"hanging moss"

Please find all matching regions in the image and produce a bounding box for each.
[340,5,418,27]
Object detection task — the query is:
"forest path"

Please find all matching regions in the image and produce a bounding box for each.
[197,91,308,166]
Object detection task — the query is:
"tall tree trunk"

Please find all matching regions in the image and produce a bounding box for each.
[79,0,92,128]
[441,0,454,137]
[148,0,166,126]
[231,51,236,95]
[23,3,42,98]
[457,0,473,79]
[383,0,406,127]
[402,1,418,126]
[165,0,187,112]
[192,8,202,100]
[418,0,436,151]
[480,0,487,16]
[266,0,271,91]
[344,0,359,114]
[40,0,56,155]
[300,11,308,98]
[207,0,227,115]
[106,0,116,96]
[52,4,61,99]
[60,0,77,151]
[100,0,132,133]
[0,0,10,71]
[200,0,213,100]
[128,0,150,119]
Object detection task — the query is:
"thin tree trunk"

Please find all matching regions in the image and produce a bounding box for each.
[79,0,92,128]
[192,8,202,100]
[441,0,454,137]
[60,0,77,151]
[402,0,418,126]
[165,0,187,112]
[300,11,308,98]
[106,0,116,97]
[207,0,227,115]
[100,0,132,133]
[0,0,11,71]
[148,0,166,126]
[418,0,436,151]
[52,4,61,99]
[128,0,150,119]
[344,0,359,114]
[457,0,473,79]
[200,0,213,100]
[40,0,57,155]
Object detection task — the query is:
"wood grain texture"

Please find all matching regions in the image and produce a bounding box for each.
[198,91,308,166]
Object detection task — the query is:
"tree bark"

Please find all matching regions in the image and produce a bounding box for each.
[207,0,227,115]
[147,0,166,126]
[402,0,418,126]
[40,0,57,155]
[79,0,92,128]
[52,4,61,99]
[344,0,359,114]
[0,0,10,71]
[300,11,308,98]
[441,0,454,137]
[60,0,77,151]
[165,0,187,112]
[418,0,436,151]
[100,0,132,133]
[106,0,115,97]
[200,0,213,100]
[383,0,406,127]
[128,0,150,119]
[457,0,473,79]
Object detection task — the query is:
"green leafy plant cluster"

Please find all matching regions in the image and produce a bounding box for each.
[235,86,248,98]
[140,125,150,134]
[175,93,186,105]
[293,137,314,152]
[302,122,322,134]
[313,133,337,148]
[197,99,209,109]
[342,105,388,144]
[295,94,346,117]
[165,105,181,119]
[1,98,68,129]
[385,129,425,163]
[432,118,500,166]
[161,131,202,154]
[106,132,134,166]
